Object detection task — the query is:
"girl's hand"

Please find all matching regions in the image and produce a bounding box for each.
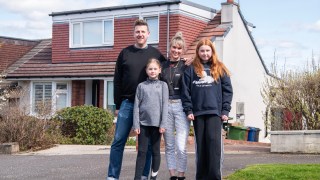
[134,129,140,135]
[221,115,228,121]
[187,114,195,121]
[159,128,165,133]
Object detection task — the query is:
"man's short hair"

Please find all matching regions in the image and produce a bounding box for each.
[134,19,149,31]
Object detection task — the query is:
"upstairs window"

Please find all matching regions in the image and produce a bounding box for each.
[144,16,159,44]
[71,19,114,48]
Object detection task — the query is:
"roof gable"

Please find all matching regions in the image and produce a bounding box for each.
[5,39,115,80]
[0,36,39,73]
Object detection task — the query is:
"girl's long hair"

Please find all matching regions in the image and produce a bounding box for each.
[193,39,230,81]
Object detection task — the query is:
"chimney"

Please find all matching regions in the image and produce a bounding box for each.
[221,0,237,24]
[227,0,234,4]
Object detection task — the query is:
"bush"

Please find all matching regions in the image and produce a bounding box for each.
[54,105,114,145]
[262,67,320,130]
[0,106,60,151]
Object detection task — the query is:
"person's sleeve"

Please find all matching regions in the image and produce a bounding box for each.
[181,66,193,115]
[113,50,124,110]
[133,84,141,129]
[160,82,169,129]
[221,74,233,116]
[158,51,167,63]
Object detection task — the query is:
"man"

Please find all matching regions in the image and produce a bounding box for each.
[107,19,166,180]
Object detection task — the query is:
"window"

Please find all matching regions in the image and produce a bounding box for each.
[55,83,68,111]
[32,82,70,115]
[144,16,159,44]
[106,81,115,113]
[33,82,52,114]
[71,19,114,47]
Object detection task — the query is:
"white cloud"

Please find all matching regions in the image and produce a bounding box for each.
[0,0,124,39]
[307,20,320,32]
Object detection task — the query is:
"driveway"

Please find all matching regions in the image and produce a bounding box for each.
[1,144,320,179]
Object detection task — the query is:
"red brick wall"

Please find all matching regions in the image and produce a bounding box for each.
[72,80,85,106]
[51,14,207,63]
[0,38,38,72]
[52,17,137,64]
[159,14,207,56]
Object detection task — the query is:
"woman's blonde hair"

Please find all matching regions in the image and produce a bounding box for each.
[193,39,230,81]
[170,31,185,51]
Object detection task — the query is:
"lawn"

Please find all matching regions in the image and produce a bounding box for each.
[224,164,320,180]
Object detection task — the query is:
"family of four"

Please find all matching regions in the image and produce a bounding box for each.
[107,19,233,180]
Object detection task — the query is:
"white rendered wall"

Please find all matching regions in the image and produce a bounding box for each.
[219,4,269,142]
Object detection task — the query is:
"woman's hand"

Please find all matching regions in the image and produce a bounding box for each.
[134,128,140,135]
[187,114,195,121]
[159,128,166,133]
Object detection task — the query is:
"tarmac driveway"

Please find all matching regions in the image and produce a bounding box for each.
[1,145,320,180]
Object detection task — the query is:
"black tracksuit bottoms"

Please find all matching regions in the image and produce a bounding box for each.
[134,125,161,180]
[193,115,223,180]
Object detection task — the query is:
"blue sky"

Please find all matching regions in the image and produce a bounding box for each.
[0,0,319,71]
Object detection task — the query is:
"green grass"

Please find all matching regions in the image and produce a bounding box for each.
[225,164,320,180]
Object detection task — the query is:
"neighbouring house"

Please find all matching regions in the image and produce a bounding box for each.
[3,0,272,142]
[0,37,40,106]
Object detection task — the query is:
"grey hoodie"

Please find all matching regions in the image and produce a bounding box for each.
[133,78,168,129]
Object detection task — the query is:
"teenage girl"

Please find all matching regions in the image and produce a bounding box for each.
[181,39,233,180]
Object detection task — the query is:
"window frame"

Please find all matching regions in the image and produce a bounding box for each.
[103,79,115,113]
[142,15,159,44]
[70,18,114,48]
[30,81,71,116]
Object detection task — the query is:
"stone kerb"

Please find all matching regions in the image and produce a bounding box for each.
[0,142,20,154]
[270,130,320,153]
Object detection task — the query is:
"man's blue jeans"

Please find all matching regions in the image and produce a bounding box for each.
[107,99,152,179]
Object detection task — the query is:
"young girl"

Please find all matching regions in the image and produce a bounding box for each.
[133,58,168,180]
[181,39,233,180]
[161,32,190,180]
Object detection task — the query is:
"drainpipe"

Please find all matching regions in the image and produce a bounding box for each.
[166,4,170,58]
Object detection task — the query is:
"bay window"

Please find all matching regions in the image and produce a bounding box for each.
[32,82,70,115]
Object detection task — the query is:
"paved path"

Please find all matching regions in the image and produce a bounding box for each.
[1,143,320,179]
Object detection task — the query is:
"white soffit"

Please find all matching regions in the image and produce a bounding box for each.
[52,3,215,23]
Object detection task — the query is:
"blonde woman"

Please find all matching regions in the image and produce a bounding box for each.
[161,32,190,180]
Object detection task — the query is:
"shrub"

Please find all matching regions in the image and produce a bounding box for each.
[54,105,114,145]
[262,67,320,130]
[0,106,60,151]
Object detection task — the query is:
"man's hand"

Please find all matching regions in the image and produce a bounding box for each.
[115,110,119,117]
[182,57,194,66]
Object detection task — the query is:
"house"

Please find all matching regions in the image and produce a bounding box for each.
[4,0,272,142]
[0,37,40,105]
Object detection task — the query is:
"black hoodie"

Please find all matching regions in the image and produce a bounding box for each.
[181,63,233,117]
